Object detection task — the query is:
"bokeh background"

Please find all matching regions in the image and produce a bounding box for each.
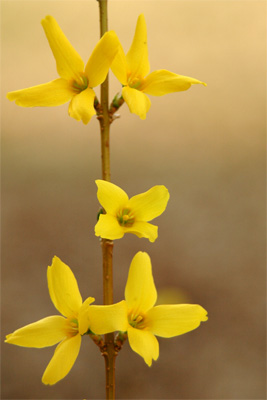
[1,1,266,399]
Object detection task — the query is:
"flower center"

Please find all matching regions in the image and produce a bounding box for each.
[72,74,89,93]
[117,208,135,227]
[65,316,79,337]
[128,312,146,330]
[128,76,144,90]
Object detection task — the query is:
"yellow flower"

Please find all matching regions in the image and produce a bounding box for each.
[5,256,126,385]
[94,180,170,242]
[111,14,207,119]
[6,16,119,124]
[123,252,208,366]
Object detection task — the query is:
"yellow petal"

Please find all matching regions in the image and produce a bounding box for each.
[41,16,84,82]
[142,69,207,96]
[42,334,81,385]
[47,256,83,318]
[127,325,159,366]
[111,44,128,85]
[85,31,120,88]
[122,86,151,120]
[78,297,95,335]
[7,78,74,107]
[125,252,157,314]
[125,221,158,242]
[146,304,208,338]
[95,180,128,215]
[68,87,96,124]
[126,14,150,80]
[5,316,66,348]
[128,185,170,221]
[95,214,124,240]
[87,301,128,334]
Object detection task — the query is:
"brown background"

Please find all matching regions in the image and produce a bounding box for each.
[1,1,266,399]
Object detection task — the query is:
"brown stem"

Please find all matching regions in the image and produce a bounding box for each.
[97,1,116,399]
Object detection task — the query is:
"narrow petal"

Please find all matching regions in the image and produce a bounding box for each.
[41,16,84,82]
[78,297,95,335]
[87,301,128,334]
[122,86,151,120]
[128,185,170,221]
[68,87,96,124]
[5,316,66,348]
[111,44,128,85]
[127,325,159,366]
[126,221,158,243]
[42,334,81,385]
[126,14,150,80]
[7,79,74,107]
[85,31,120,88]
[146,304,208,338]
[142,69,207,96]
[95,214,124,240]
[125,252,157,314]
[47,256,83,318]
[95,180,128,215]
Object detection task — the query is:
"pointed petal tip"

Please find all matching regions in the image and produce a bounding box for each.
[137,13,146,22]
[5,334,12,342]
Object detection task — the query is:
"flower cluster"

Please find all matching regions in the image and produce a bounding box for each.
[6,179,208,384]
[7,14,206,122]
[6,252,207,384]
[6,13,208,387]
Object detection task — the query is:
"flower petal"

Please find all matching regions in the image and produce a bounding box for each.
[142,69,207,96]
[111,44,128,85]
[125,221,158,243]
[7,78,74,107]
[126,14,150,80]
[95,180,128,215]
[78,297,95,335]
[41,16,84,82]
[95,214,124,240]
[128,185,170,221]
[5,316,66,348]
[125,252,157,314]
[42,334,81,385]
[146,304,208,338]
[85,31,120,88]
[68,87,96,124]
[47,256,83,318]
[86,301,128,335]
[127,325,159,366]
[122,86,151,120]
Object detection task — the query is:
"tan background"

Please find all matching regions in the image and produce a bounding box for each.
[1,0,266,399]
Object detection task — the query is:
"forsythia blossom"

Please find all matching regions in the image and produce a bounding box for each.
[6,16,119,124]
[94,180,170,242]
[121,252,208,366]
[5,257,126,385]
[111,14,207,119]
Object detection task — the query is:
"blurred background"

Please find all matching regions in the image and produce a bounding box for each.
[1,1,266,399]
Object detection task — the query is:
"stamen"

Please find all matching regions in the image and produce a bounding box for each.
[72,75,89,93]
[128,312,146,330]
[65,316,79,337]
[128,76,144,90]
[117,208,135,227]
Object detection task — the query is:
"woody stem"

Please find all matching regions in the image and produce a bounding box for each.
[97,1,116,399]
